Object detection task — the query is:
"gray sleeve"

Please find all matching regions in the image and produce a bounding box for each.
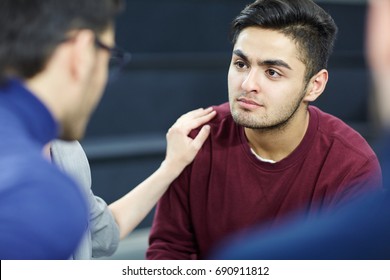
[87,189,120,258]
[51,140,120,258]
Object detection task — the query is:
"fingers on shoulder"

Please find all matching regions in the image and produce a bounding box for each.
[175,108,216,132]
[191,125,211,151]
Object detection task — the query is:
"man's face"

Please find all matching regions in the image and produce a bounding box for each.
[228,27,309,130]
[61,27,114,140]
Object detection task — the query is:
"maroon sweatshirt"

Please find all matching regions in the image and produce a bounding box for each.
[147,103,382,259]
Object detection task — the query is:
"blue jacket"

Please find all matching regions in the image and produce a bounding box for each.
[0,79,88,259]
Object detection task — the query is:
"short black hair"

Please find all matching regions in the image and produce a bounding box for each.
[0,0,124,80]
[231,0,338,81]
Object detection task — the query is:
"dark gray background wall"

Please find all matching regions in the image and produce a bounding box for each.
[81,0,376,230]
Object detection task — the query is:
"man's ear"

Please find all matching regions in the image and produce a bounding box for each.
[68,30,95,83]
[303,69,328,102]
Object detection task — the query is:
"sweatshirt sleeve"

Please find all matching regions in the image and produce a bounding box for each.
[147,166,198,260]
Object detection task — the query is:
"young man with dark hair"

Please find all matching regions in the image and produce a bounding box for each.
[147,0,382,260]
[211,0,390,261]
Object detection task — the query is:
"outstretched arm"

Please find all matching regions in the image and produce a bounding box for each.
[108,107,216,239]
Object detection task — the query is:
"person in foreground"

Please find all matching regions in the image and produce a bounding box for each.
[47,106,215,259]
[0,0,214,259]
[147,0,382,260]
[210,0,390,260]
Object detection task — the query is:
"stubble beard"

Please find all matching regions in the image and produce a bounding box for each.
[231,90,306,133]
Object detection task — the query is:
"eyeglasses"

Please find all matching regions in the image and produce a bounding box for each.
[95,37,131,81]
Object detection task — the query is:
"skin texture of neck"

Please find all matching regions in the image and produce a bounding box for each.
[244,105,310,162]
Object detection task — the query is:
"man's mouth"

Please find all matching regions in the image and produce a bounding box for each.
[236,97,262,109]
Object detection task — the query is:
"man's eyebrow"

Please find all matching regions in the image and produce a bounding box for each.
[233,49,249,61]
[260,59,292,70]
[233,49,292,70]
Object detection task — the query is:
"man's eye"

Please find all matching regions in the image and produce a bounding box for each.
[266,69,281,78]
[234,61,247,69]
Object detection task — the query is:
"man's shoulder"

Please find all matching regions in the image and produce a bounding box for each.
[213,102,231,115]
[310,106,376,157]
[0,151,78,191]
[0,152,88,259]
[51,140,92,192]
[190,102,233,134]
[209,102,233,125]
